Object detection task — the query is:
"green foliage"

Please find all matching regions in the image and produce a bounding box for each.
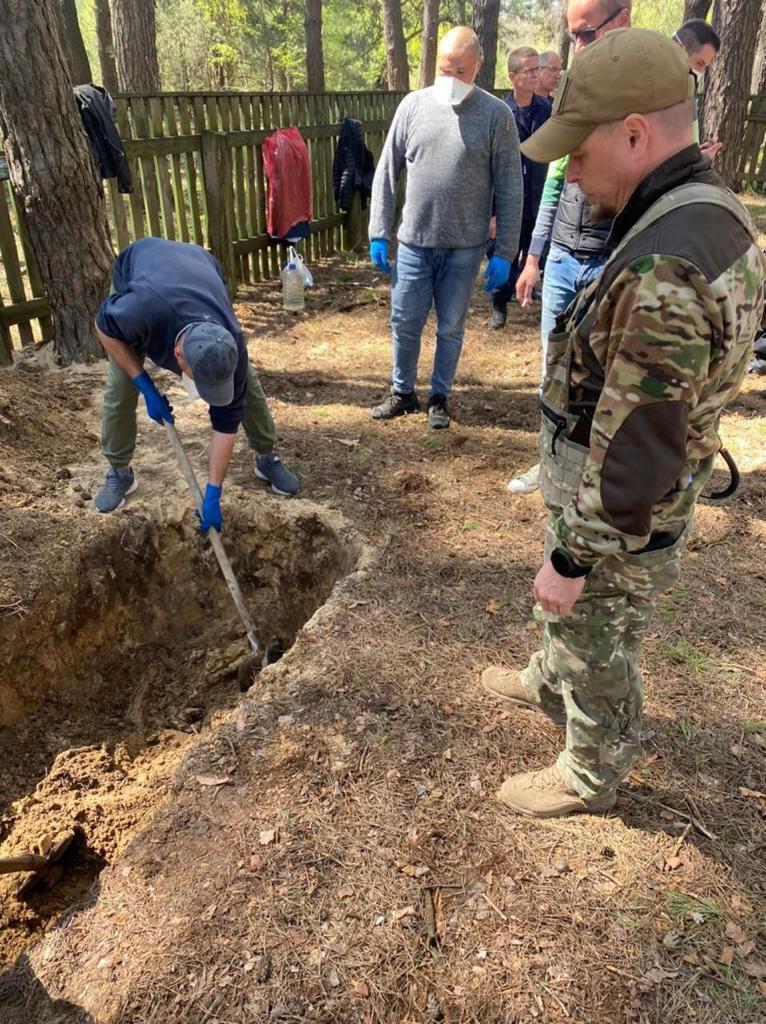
[75,0,689,93]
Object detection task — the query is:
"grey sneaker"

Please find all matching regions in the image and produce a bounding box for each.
[371,390,420,420]
[93,467,137,512]
[255,453,299,496]
[507,463,540,495]
[427,394,450,429]
[490,304,507,330]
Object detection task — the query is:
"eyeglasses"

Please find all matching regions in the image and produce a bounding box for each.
[567,7,624,46]
[518,66,540,76]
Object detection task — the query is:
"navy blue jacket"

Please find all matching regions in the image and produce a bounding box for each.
[504,91,550,222]
[96,238,248,433]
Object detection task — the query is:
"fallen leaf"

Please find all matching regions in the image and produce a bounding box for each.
[719,946,735,966]
[392,905,417,922]
[725,921,748,945]
[737,940,756,957]
[730,742,745,757]
[663,930,683,949]
[485,598,499,614]
[335,438,360,448]
[337,884,354,899]
[259,829,277,846]
[352,980,370,998]
[690,912,705,925]
[442,748,453,761]
[395,860,429,878]
[195,774,232,787]
[663,855,684,872]
[327,968,340,988]
[743,961,766,980]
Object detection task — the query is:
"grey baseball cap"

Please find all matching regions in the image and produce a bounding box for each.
[181,322,239,406]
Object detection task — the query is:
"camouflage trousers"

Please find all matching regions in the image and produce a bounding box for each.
[521,514,691,799]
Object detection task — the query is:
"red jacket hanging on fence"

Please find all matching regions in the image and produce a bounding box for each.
[262,127,312,241]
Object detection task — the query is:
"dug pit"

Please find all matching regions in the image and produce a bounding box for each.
[0,495,359,965]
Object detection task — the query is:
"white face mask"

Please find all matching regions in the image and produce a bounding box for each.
[181,372,201,401]
[433,74,475,106]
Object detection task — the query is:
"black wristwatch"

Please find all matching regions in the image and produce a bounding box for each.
[551,547,593,579]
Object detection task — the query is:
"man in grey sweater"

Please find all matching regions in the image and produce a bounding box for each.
[369,26,522,429]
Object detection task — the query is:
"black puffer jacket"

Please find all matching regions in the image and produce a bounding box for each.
[332,117,374,212]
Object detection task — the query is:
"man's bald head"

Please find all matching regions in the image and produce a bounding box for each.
[438,26,482,61]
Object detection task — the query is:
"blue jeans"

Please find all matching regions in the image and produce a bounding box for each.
[540,244,605,373]
[390,242,484,397]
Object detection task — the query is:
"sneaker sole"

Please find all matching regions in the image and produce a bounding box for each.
[428,418,450,430]
[480,677,566,726]
[506,482,539,494]
[497,789,617,818]
[93,477,138,514]
[254,467,297,497]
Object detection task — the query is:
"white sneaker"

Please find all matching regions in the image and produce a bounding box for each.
[507,464,540,495]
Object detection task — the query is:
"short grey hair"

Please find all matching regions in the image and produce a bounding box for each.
[539,51,560,66]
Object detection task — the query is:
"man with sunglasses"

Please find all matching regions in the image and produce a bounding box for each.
[509,1,631,496]
[489,47,551,330]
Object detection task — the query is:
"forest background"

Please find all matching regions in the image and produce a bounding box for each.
[76,0,685,94]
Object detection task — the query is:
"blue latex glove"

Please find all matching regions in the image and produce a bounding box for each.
[196,483,223,534]
[132,371,174,425]
[370,238,391,274]
[482,255,512,292]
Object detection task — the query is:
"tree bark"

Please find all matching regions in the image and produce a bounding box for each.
[58,0,93,84]
[702,0,762,190]
[419,0,440,87]
[0,0,113,363]
[683,0,712,20]
[558,10,571,69]
[751,5,766,97]
[304,0,325,92]
[380,0,409,90]
[453,0,467,23]
[95,0,120,94]
[112,0,160,92]
[472,0,499,90]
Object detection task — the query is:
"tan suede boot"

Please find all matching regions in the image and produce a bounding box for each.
[480,667,566,727]
[497,765,617,818]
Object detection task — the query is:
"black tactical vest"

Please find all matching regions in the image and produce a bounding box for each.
[551,182,611,258]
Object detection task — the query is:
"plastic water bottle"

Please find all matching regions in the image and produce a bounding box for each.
[281,261,304,311]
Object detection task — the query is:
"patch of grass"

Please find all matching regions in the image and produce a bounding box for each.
[661,637,712,673]
[461,519,478,532]
[349,446,372,470]
[311,407,331,419]
[423,435,446,450]
[693,966,765,1022]
[679,718,696,743]
[744,718,766,741]
[665,891,721,923]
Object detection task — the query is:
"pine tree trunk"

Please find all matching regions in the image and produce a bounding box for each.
[472,0,499,90]
[683,0,712,20]
[419,0,440,87]
[0,0,114,363]
[751,6,766,98]
[95,0,120,94]
[381,0,409,90]
[304,0,325,92]
[113,0,160,92]
[702,0,762,190]
[558,11,571,69]
[58,0,93,84]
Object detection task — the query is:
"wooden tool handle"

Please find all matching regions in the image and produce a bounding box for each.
[0,854,48,875]
[164,422,261,656]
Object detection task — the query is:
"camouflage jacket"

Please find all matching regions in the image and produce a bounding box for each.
[549,146,765,566]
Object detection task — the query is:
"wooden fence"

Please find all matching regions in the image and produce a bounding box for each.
[0,89,405,360]
[740,93,766,188]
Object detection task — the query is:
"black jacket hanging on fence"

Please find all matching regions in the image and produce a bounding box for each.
[332,118,374,213]
[74,84,133,194]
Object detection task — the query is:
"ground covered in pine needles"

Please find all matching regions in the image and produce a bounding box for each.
[0,200,764,1023]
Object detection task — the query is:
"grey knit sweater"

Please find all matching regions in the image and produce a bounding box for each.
[369,86,523,261]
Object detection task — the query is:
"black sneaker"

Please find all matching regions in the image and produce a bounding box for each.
[490,304,507,330]
[427,394,450,429]
[371,390,420,420]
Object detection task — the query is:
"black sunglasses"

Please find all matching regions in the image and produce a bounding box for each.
[567,7,624,46]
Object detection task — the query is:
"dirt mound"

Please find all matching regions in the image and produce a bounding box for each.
[0,494,360,965]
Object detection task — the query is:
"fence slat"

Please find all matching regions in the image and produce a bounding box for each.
[0,182,33,346]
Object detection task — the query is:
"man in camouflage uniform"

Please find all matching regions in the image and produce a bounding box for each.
[481,28,766,818]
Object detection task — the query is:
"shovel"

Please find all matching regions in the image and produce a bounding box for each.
[164,421,277,686]
[0,829,81,898]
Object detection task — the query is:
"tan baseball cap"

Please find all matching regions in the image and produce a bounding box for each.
[521,28,693,164]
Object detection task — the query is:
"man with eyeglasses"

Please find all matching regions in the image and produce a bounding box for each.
[536,51,563,105]
[489,47,551,330]
[509,0,631,496]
